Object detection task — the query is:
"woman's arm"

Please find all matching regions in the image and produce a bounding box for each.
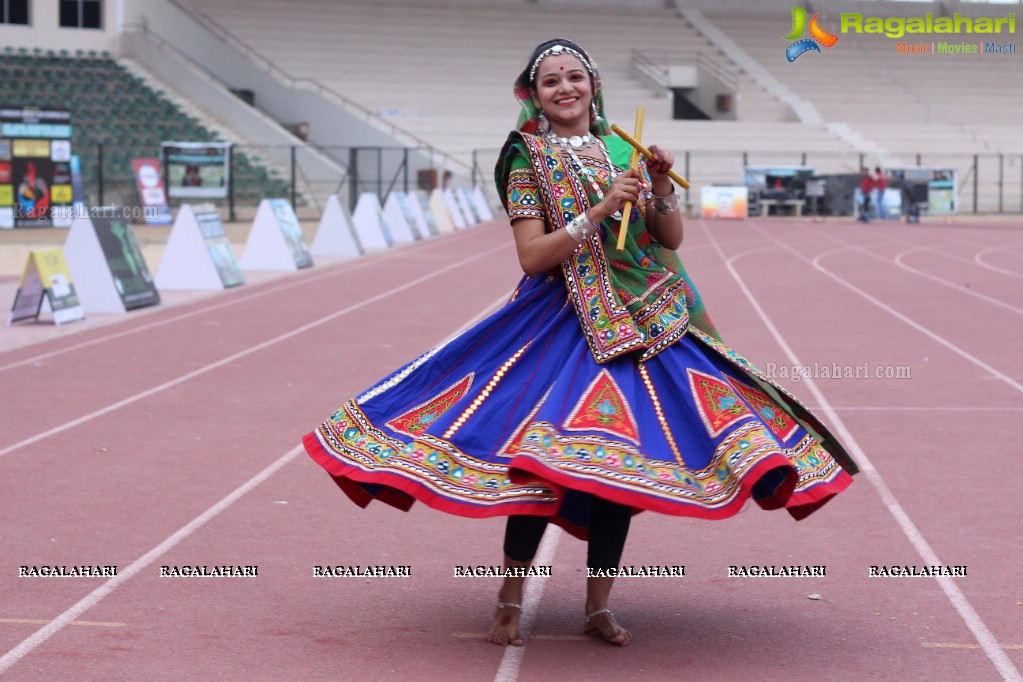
[511,217,581,278]
[642,145,684,250]
[511,170,644,277]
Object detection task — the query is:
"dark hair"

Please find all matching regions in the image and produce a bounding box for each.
[516,39,595,94]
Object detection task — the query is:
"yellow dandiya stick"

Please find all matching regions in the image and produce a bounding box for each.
[610,123,691,190]
[616,107,644,252]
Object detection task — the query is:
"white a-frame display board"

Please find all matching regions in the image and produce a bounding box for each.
[311,195,362,258]
[156,204,245,290]
[8,248,85,326]
[64,211,161,314]
[443,188,469,229]
[428,189,455,234]
[470,186,496,222]
[239,199,314,271]
[351,193,392,250]
[382,192,419,243]
[415,192,440,236]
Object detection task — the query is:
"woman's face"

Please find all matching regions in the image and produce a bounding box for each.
[532,52,592,132]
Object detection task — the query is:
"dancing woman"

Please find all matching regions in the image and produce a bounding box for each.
[304,38,856,649]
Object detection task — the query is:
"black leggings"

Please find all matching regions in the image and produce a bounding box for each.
[502,495,632,570]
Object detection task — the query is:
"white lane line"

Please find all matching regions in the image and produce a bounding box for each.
[976,245,1023,279]
[0,230,487,374]
[798,228,1023,316]
[908,241,1023,281]
[754,224,1023,396]
[0,256,518,675]
[0,443,304,674]
[0,243,509,460]
[493,527,563,682]
[703,219,1022,682]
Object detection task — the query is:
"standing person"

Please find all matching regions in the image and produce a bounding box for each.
[858,167,874,222]
[874,166,887,219]
[303,38,856,649]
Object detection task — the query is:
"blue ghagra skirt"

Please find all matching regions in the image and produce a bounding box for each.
[304,272,855,539]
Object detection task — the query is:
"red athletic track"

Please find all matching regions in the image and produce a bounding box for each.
[1,218,1021,681]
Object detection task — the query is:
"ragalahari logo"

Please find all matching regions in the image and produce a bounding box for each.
[785,6,839,62]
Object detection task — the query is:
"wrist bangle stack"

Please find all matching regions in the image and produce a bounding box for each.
[651,186,680,215]
[565,209,598,242]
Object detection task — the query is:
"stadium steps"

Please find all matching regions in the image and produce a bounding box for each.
[0,49,292,210]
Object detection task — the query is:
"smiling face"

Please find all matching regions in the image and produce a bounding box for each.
[532,52,593,135]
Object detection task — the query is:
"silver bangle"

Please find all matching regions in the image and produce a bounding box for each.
[565,210,597,242]
[652,189,680,215]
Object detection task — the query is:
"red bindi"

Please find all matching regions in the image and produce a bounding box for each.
[559,66,564,70]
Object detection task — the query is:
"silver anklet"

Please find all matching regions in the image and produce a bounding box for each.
[496,601,522,610]
[584,607,614,623]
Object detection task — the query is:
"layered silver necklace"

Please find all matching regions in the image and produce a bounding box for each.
[546,131,623,221]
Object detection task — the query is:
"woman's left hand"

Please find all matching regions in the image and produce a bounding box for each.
[646,145,674,183]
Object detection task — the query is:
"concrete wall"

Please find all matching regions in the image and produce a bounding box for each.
[0,0,123,52]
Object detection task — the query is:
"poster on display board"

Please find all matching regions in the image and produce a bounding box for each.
[156,204,244,290]
[701,186,749,219]
[239,199,313,271]
[162,142,231,199]
[132,158,172,225]
[888,168,958,215]
[64,210,161,313]
[8,248,85,326]
[0,108,74,228]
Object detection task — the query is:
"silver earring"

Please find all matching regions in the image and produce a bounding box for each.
[591,101,603,125]
[538,109,550,134]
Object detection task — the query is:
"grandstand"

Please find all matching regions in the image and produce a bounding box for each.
[0,47,291,210]
[0,0,1019,215]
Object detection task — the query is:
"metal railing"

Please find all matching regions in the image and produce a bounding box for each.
[82,142,451,221]
[473,146,1023,216]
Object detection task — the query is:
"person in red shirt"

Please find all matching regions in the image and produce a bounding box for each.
[874,166,887,219]
[859,167,874,222]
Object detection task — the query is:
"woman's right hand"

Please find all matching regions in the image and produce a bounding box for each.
[593,169,643,223]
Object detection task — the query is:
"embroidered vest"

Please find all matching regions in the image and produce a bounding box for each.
[511,132,689,364]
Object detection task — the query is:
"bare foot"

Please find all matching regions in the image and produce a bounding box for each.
[488,602,523,646]
[583,608,632,646]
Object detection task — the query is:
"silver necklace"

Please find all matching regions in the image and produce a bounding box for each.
[550,132,593,151]
[548,132,623,221]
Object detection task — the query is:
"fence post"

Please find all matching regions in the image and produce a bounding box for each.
[97,141,104,206]
[916,153,921,166]
[290,145,296,210]
[377,148,383,203]
[403,148,409,194]
[801,152,806,166]
[348,148,358,212]
[228,144,236,223]
[973,154,978,214]
[472,149,478,188]
[998,153,1003,214]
